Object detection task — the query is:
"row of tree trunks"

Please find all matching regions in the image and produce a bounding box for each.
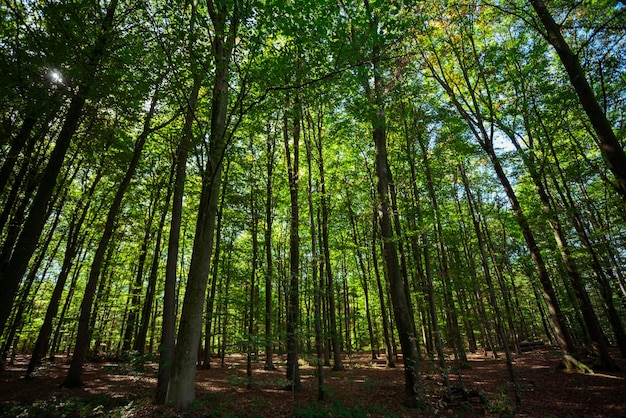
[0,0,119,341]
[62,87,159,388]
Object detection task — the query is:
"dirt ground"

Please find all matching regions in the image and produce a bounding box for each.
[1,348,625,417]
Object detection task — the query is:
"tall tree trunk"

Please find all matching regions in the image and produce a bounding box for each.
[165,2,239,409]
[156,74,201,403]
[503,125,618,370]
[305,128,325,399]
[460,163,520,405]
[202,162,229,369]
[50,250,85,360]
[246,157,259,388]
[529,0,626,199]
[365,6,423,402]
[316,128,344,372]
[347,200,377,360]
[264,126,276,371]
[123,195,159,352]
[486,147,574,354]
[62,89,156,388]
[283,88,302,390]
[540,123,626,358]
[1,212,61,370]
[371,205,395,368]
[416,134,466,364]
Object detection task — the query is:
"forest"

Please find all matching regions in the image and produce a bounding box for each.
[1,0,625,416]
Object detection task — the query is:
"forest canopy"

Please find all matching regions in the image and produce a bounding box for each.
[0,0,625,413]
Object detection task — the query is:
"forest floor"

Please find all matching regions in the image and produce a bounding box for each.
[0,347,625,417]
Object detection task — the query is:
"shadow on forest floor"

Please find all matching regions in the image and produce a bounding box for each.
[1,348,625,417]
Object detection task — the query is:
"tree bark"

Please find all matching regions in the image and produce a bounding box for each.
[283,88,302,390]
[165,1,239,409]
[156,74,201,403]
[263,126,276,371]
[529,0,626,199]
[316,130,344,372]
[366,11,424,401]
[305,127,325,399]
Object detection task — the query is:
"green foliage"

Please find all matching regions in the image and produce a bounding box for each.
[0,394,146,418]
[294,399,397,418]
[485,384,516,417]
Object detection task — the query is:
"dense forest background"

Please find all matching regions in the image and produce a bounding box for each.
[1,0,625,413]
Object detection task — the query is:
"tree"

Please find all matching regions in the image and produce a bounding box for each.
[0,0,119,338]
[528,0,626,199]
[165,0,240,409]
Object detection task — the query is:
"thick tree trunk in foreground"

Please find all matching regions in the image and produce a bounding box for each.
[368,33,424,404]
[165,1,239,409]
[156,75,200,404]
[283,89,302,390]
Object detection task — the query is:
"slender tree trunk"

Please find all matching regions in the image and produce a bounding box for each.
[62,88,156,388]
[283,88,302,390]
[460,163,521,405]
[135,166,174,355]
[529,0,626,198]
[1,215,61,370]
[315,130,344,372]
[542,127,626,358]
[347,201,377,360]
[123,197,158,352]
[416,135,466,364]
[246,159,259,388]
[156,75,201,403]
[371,206,395,368]
[486,148,574,354]
[305,135,325,399]
[50,251,85,360]
[503,126,617,370]
[264,126,276,371]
